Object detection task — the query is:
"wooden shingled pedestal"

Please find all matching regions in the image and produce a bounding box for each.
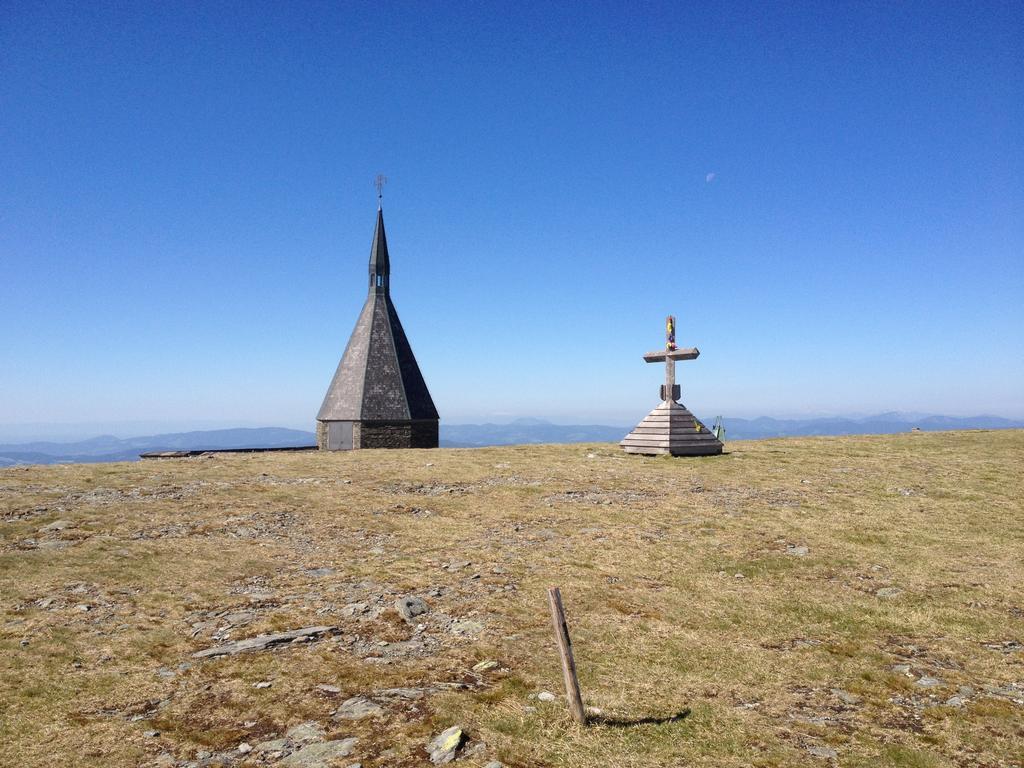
[620,317,724,457]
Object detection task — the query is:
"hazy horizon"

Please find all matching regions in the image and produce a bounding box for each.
[2,408,1022,445]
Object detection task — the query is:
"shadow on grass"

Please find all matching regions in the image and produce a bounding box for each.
[589,708,691,727]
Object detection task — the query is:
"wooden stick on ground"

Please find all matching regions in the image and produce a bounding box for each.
[547,586,587,725]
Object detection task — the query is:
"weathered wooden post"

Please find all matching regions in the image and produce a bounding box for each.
[547,586,587,725]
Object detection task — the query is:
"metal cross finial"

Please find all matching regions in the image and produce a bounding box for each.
[374,174,387,208]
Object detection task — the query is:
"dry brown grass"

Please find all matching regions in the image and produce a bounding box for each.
[1,430,1022,767]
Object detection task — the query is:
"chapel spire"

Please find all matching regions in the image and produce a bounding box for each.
[369,207,390,293]
[317,196,439,451]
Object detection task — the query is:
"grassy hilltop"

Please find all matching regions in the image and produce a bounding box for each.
[1,431,1022,768]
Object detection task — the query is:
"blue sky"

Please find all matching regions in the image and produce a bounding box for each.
[1,1,1021,438]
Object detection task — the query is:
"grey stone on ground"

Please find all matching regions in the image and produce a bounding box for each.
[484,762,504,768]
[472,660,498,672]
[305,567,335,577]
[786,545,809,556]
[945,696,966,707]
[982,640,1023,653]
[915,675,942,688]
[335,696,384,720]
[875,587,902,598]
[395,596,429,621]
[378,686,426,700]
[281,739,358,768]
[449,619,484,636]
[537,691,556,702]
[427,725,463,765]
[39,519,73,532]
[316,684,341,694]
[831,688,861,705]
[253,739,289,753]
[192,626,337,658]
[286,721,326,744]
[807,745,838,759]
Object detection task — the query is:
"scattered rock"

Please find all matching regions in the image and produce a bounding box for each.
[74,604,92,612]
[483,761,504,768]
[831,689,861,705]
[945,696,966,707]
[305,567,335,578]
[472,660,498,672]
[334,696,383,720]
[915,676,942,688]
[281,739,358,768]
[143,730,160,738]
[254,681,273,689]
[876,587,902,598]
[449,619,484,636]
[807,745,837,759]
[254,739,289,753]
[238,743,252,754]
[786,545,809,556]
[395,596,429,621]
[427,725,464,765]
[39,519,73,532]
[35,597,56,609]
[316,684,341,694]
[537,691,556,702]
[982,640,1023,653]
[286,721,326,744]
[192,626,337,658]
[891,664,912,674]
[378,687,426,700]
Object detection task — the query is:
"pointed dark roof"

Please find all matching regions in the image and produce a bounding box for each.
[317,209,438,422]
[369,207,389,280]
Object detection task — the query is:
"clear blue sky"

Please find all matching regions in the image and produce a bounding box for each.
[2,1,1021,438]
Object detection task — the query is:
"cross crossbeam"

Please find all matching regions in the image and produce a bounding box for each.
[643,348,699,363]
[644,317,699,403]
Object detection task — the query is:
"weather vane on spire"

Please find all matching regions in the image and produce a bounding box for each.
[374,174,387,208]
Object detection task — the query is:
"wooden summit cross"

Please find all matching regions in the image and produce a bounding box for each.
[644,315,700,404]
[620,315,724,457]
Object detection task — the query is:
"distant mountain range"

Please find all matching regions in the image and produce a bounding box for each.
[0,414,1020,466]
[0,428,315,467]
